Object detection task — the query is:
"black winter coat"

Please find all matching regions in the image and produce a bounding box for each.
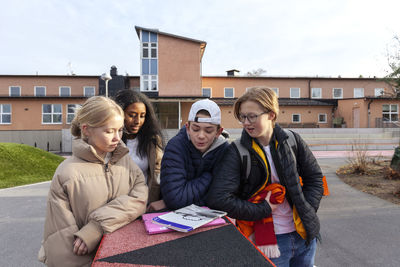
[206,125,324,243]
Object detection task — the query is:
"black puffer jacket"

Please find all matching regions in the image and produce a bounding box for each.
[206,125,324,243]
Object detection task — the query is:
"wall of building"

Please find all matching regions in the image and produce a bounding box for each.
[0,75,98,96]
[336,99,368,128]
[278,106,333,128]
[369,98,400,127]
[0,98,86,130]
[0,130,62,151]
[308,79,390,98]
[202,76,391,99]
[158,35,202,97]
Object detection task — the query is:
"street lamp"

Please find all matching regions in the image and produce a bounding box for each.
[101,73,112,97]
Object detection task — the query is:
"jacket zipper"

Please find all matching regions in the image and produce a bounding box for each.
[105,163,110,172]
[104,163,113,201]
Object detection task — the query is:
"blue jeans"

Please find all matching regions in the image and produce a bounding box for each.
[270,231,316,267]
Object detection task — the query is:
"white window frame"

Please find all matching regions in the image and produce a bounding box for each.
[354,88,364,98]
[140,30,158,92]
[66,104,81,124]
[271,87,279,97]
[9,86,21,97]
[42,104,62,124]
[318,113,327,123]
[224,87,234,98]
[290,88,300,98]
[84,86,95,97]
[202,87,212,97]
[0,104,11,124]
[292,114,301,123]
[34,86,46,97]
[332,88,343,99]
[140,75,158,91]
[375,88,384,97]
[311,88,322,99]
[382,104,398,122]
[59,86,71,97]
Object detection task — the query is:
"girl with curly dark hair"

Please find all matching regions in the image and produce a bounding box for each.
[114,89,165,210]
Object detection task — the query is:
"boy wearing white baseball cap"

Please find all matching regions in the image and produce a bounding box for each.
[160,99,229,210]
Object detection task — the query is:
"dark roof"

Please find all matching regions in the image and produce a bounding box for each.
[278,98,337,106]
[0,74,139,78]
[202,75,384,80]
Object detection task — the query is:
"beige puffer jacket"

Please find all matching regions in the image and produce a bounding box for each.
[38,139,148,267]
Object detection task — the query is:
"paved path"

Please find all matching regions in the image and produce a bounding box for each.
[0,151,398,267]
[315,157,400,267]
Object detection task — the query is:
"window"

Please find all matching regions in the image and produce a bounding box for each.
[354,88,364,98]
[9,86,21,96]
[67,104,81,124]
[35,86,46,96]
[59,86,71,97]
[292,114,301,123]
[271,88,279,97]
[375,88,384,97]
[141,30,158,91]
[311,88,322,98]
[42,104,62,124]
[290,88,300,98]
[332,88,343,99]
[202,88,211,97]
[224,87,234,98]
[0,104,11,124]
[382,104,398,122]
[84,87,95,97]
[318,113,327,123]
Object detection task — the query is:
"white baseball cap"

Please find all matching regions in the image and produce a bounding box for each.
[188,99,221,125]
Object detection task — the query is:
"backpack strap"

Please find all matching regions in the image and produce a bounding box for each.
[284,129,298,167]
[233,130,298,181]
[232,139,251,180]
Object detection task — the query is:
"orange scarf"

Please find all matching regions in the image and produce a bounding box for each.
[237,183,285,245]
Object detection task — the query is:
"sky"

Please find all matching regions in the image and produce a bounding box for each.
[1,0,400,78]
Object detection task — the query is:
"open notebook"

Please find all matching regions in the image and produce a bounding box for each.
[143,210,226,235]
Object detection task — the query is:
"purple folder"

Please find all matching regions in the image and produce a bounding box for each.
[142,212,226,235]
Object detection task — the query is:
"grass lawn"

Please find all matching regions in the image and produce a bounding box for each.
[0,143,65,189]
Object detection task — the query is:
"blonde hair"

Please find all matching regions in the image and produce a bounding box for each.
[234,87,279,126]
[71,96,124,138]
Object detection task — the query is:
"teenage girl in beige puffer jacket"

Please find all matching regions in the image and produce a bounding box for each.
[38,96,148,267]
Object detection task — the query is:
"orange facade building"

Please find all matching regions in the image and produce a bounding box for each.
[0,26,398,151]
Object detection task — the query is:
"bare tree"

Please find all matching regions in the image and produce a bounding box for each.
[382,36,400,98]
[246,68,267,77]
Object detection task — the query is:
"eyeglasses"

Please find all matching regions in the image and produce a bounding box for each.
[238,112,267,124]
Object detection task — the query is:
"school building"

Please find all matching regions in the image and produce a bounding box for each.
[0,26,398,151]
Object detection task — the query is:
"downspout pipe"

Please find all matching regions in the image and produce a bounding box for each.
[367,98,373,128]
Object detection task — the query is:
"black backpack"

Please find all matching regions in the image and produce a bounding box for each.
[232,129,298,180]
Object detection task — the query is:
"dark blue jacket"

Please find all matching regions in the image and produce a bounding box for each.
[160,127,229,210]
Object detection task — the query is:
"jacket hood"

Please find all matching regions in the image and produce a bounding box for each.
[72,138,129,164]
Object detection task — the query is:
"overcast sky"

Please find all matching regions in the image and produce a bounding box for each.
[1,0,399,78]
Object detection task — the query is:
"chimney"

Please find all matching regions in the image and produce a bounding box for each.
[226,69,240,76]
[110,65,118,77]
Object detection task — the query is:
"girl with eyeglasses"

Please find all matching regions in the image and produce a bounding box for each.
[206,87,324,267]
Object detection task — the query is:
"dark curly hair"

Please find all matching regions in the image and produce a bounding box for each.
[114,89,163,157]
